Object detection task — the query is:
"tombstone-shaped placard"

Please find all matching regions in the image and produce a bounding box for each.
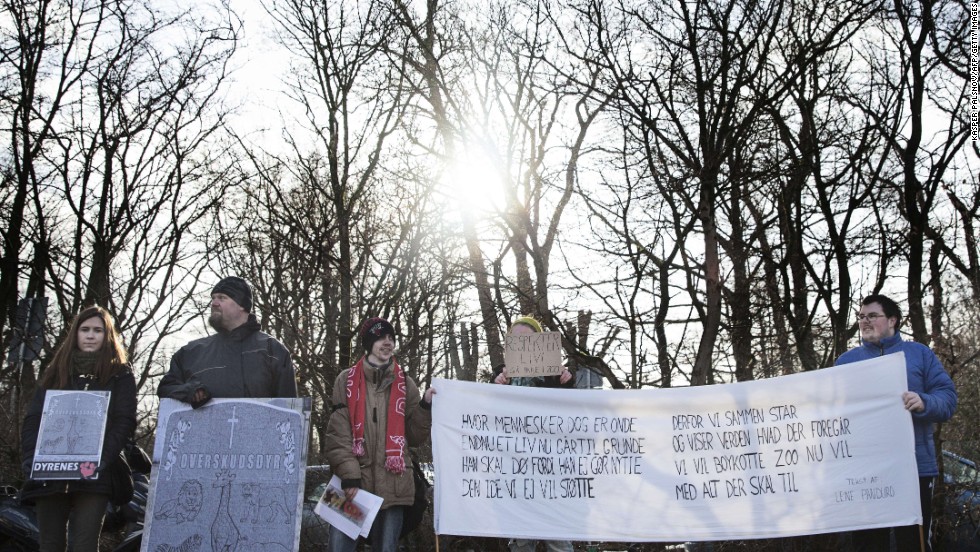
[31,390,110,480]
[141,397,311,552]
[504,331,563,378]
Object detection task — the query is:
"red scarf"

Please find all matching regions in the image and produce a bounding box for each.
[346,357,407,474]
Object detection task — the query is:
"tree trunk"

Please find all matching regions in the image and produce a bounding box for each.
[692,171,721,386]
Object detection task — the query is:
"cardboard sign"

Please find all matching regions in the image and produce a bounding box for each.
[31,390,110,480]
[504,331,563,378]
[432,354,920,542]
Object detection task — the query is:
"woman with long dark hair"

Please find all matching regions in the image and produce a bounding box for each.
[20,305,137,552]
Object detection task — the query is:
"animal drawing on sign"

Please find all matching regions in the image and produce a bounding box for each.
[211,470,240,552]
[66,417,81,453]
[240,483,289,524]
[276,421,296,475]
[238,536,289,552]
[39,418,67,454]
[154,479,204,524]
[74,418,96,454]
[163,419,192,480]
[39,435,64,455]
[154,533,203,552]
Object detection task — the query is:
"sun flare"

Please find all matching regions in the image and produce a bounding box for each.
[442,144,506,215]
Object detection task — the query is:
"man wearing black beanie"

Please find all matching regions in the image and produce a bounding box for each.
[158,276,297,407]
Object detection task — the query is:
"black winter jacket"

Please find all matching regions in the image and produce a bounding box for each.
[20,366,138,503]
[157,315,297,407]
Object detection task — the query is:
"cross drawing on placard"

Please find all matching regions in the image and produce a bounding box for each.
[227,406,239,449]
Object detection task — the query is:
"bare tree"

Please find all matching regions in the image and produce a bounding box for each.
[390,0,510,370]
[753,0,889,369]
[456,1,615,375]
[218,0,471,453]
[0,0,240,459]
[858,0,972,342]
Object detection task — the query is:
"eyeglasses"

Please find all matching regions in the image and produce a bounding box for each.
[856,313,885,321]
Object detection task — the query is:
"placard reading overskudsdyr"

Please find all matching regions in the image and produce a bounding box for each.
[141,398,311,552]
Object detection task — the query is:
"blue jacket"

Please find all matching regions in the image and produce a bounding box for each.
[835,331,957,476]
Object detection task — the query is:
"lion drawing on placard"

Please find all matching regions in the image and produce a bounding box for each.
[240,482,289,524]
[154,479,204,524]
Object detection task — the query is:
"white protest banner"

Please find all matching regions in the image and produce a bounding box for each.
[432,353,920,542]
[31,390,110,480]
[504,331,563,378]
[141,398,311,552]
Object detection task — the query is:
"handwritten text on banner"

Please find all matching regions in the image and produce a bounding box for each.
[431,354,920,542]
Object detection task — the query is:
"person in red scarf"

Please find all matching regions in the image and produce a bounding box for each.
[325,316,436,552]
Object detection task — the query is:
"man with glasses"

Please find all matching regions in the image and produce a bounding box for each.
[835,294,957,552]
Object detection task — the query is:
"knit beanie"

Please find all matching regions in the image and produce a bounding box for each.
[361,317,396,353]
[212,276,253,312]
[510,315,543,333]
